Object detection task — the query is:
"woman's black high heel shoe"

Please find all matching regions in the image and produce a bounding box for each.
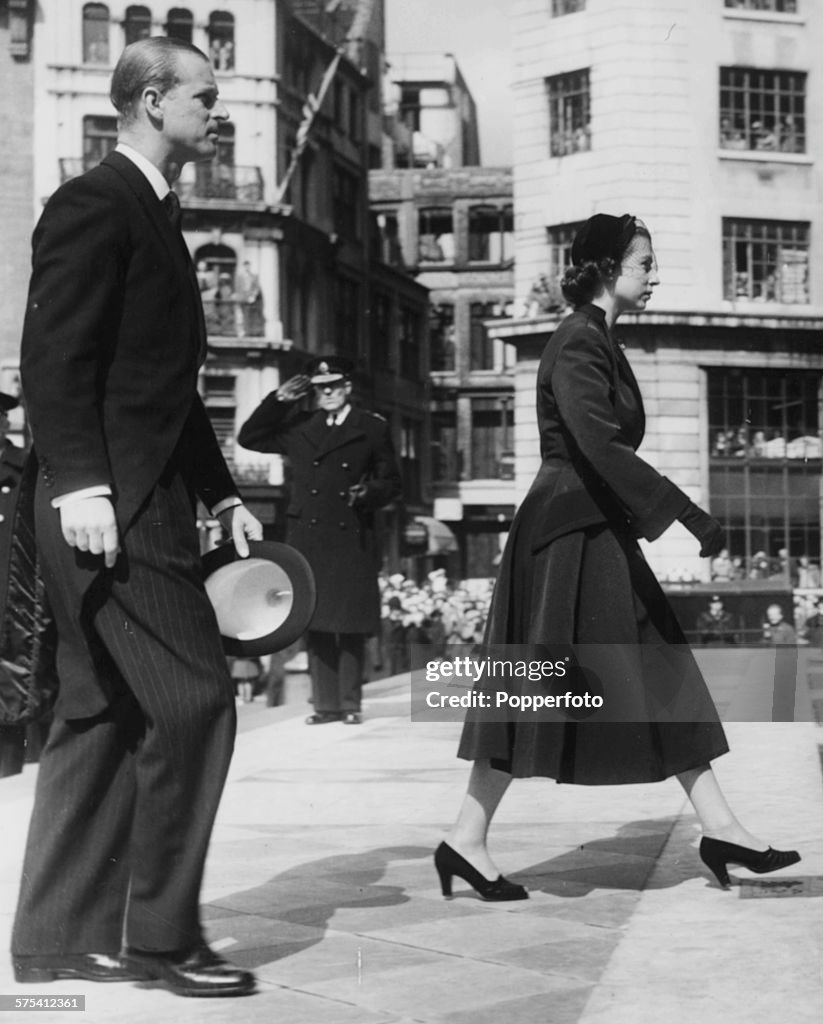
[434,842,529,901]
[699,837,800,889]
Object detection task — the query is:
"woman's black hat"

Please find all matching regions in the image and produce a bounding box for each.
[571,214,637,266]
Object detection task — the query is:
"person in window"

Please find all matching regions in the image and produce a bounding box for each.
[779,115,799,153]
[753,120,777,151]
[762,603,796,645]
[802,598,823,646]
[797,555,821,590]
[435,213,799,900]
[696,596,738,645]
[710,547,734,581]
[235,260,264,337]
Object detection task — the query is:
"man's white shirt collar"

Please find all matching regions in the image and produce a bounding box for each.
[115,143,170,201]
[327,404,352,427]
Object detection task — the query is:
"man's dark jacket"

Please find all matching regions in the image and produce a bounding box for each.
[20,151,238,717]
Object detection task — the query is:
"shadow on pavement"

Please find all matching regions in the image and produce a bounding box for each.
[511,816,700,897]
[202,845,430,969]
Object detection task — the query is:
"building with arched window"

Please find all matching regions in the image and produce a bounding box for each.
[165,6,193,42]
[4,0,427,566]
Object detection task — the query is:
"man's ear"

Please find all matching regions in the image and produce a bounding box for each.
[344,381,353,399]
[143,87,165,122]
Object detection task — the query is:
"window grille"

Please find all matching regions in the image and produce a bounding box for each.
[719,67,805,153]
[546,70,591,157]
[722,219,809,304]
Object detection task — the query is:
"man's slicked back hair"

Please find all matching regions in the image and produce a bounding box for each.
[110,36,209,124]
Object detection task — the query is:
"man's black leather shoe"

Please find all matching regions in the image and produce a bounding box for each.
[13,953,152,984]
[123,944,256,998]
[305,712,341,725]
[343,712,361,724]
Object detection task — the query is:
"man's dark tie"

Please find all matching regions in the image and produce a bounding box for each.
[162,191,182,232]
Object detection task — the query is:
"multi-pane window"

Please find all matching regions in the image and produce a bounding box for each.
[196,242,238,337]
[373,212,405,267]
[399,306,422,380]
[724,0,797,11]
[399,87,421,132]
[469,301,512,371]
[203,375,237,467]
[83,115,117,171]
[547,221,584,279]
[400,419,422,504]
[83,3,109,64]
[431,407,459,482]
[332,165,361,239]
[418,208,454,263]
[552,0,585,13]
[334,276,359,358]
[124,5,151,45]
[723,219,809,304]
[369,290,392,369]
[166,7,193,42]
[208,10,235,72]
[546,70,590,157]
[719,68,806,153]
[470,398,514,479]
[430,303,456,372]
[348,89,361,141]
[708,368,821,572]
[333,81,346,133]
[468,205,514,264]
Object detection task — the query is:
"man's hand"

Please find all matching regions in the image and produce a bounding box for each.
[216,503,263,558]
[59,496,120,568]
[276,374,312,403]
[347,483,368,507]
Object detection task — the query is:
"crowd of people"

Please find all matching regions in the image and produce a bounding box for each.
[719,114,802,155]
[708,547,821,585]
[375,570,494,674]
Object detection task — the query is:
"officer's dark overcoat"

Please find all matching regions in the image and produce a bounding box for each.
[238,399,402,634]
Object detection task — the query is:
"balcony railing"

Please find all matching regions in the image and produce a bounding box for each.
[178,165,264,204]
[203,298,266,339]
[59,158,264,204]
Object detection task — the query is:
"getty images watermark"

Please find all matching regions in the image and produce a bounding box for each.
[408,643,811,724]
[422,653,603,714]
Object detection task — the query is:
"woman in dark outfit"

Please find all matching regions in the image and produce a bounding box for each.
[435,214,799,898]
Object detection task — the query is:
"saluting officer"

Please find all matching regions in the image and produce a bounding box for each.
[238,357,402,724]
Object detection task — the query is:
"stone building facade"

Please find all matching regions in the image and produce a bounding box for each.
[500,0,823,585]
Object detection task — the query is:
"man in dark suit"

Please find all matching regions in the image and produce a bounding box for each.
[238,357,402,724]
[11,37,261,997]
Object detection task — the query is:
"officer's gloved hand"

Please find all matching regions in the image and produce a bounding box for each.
[347,483,368,508]
[679,502,724,558]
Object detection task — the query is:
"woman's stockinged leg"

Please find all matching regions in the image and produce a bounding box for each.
[677,764,767,851]
[445,759,513,880]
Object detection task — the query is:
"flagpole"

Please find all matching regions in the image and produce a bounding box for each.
[274,50,344,206]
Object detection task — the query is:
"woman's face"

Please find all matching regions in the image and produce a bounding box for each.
[613,233,660,313]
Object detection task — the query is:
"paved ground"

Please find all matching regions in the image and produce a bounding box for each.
[1,650,822,1023]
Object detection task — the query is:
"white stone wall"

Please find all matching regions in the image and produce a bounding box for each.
[33,1,278,209]
[512,0,823,314]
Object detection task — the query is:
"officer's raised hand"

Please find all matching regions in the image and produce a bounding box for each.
[276,374,312,403]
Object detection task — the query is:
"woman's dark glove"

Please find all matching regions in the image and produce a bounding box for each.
[679,502,725,558]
